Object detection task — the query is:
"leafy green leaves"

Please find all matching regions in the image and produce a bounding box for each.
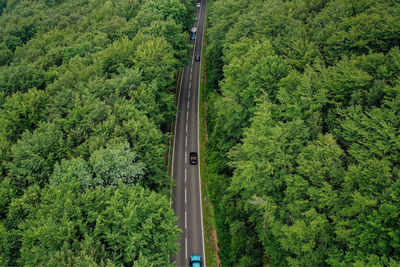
[207,0,400,265]
[18,183,179,266]
[89,143,144,187]
[0,0,191,263]
[7,123,64,190]
[0,64,45,98]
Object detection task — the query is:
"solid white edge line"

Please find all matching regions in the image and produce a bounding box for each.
[170,26,186,264]
[170,54,185,209]
[198,0,207,265]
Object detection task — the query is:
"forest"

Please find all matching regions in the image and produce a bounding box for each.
[206,0,400,266]
[0,0,195,265]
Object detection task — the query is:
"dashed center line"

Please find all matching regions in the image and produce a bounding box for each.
[185,211,187,229]
[185,238,187,259]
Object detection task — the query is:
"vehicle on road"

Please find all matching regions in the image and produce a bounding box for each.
[190,255,202,267]
[190,27,197,40]
[195,55,200,61]
[197,2,200,7]
[189,152,198,165]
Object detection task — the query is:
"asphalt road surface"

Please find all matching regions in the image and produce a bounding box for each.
[171,0,207,266]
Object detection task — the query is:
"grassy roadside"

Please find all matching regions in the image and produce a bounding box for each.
[199,12,220,267]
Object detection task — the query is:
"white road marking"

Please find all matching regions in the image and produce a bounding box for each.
[187,101,190,109]
[185,188,187,204]
[195,2,207,266]
[190,73,192,80]
[185,168,187,183]
[185,151,187,164]
[170,48,186,209]
[186,123,188,133]
[187,111,189,120]
[185,136,187,147]
[185,238,188,259]
[189,82,191,89]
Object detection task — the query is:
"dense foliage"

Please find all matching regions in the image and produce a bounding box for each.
[0,0,195,264]
[206,0,400,265]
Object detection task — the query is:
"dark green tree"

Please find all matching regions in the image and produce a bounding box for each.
[0,64,45,97]
[7,122,65,190]
[0,43,13,66]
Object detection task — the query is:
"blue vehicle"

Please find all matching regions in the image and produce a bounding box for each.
[190,255,202,267]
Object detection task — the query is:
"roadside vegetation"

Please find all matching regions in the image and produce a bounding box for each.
[199,13,220,266]
[206,0,400,266]
[0,0,195,265]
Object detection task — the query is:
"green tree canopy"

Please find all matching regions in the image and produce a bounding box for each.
[17,182,179,266]
[206,0,400,265]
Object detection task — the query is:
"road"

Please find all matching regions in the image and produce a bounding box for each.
[171,0,207,266]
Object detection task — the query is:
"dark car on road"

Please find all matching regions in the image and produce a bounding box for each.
[195,55,200,61]
[189,152,198,165]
